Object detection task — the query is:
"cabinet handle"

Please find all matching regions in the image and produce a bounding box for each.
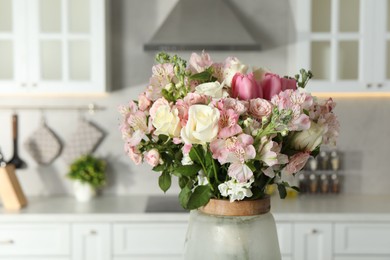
[0,240,14,245]
[90,230,97,235]
[367,83,373,88]
[378,83,383,88]
[32,83,38,87]
[310,229,318,234]
[20,83,27,87]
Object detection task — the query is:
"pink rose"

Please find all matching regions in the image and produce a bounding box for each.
[231,73,263,100]
[261,73,297,100]
[282,153,310,175]
[248,98,272,120]
[144,149,161,167]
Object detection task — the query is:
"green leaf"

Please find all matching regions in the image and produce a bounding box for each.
[158,171,172,193]
[152,165,165,172]
[187,186,212,210]
[158,134,169,142]
[179,185,192,209]
[189,145,204,164]
[277,184,287,199]
[189,70,212,81]
[290,186,300,193]
[178,176,189,189]
[175,164,202,177]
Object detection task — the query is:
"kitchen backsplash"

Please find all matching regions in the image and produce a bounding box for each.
[0,0,389,196]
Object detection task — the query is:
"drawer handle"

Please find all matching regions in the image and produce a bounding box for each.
[90,230,97,235]
[310,229,318,234]
[0,240,14,245]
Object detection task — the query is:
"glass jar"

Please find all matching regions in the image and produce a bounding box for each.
[184,197,281,260]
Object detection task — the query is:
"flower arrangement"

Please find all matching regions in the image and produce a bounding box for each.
[119,52,339,210]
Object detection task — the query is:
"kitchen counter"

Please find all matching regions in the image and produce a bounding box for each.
[0,194,389,222]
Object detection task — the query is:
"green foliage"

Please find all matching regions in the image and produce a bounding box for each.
[295,69,313,89]
[67,155,106,189]
[158,171,171,193]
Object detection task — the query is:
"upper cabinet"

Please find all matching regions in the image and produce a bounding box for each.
[295,0,390,92]
[0,0,107,95]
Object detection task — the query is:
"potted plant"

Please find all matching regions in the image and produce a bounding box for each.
[67,155,106,202]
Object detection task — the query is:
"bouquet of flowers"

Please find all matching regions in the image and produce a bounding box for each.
[119,52,339,210]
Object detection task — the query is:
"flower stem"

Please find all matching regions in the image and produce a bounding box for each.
[193,148,214,192]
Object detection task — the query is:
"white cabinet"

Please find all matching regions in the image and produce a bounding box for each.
[294,0,390,92]
[113,222,188,258]
[334,223,390,257]
[277,222,293,259]
[0,0,107,95]
[0,223,70,257]
[71,223,111,260]
[293,222,333,260]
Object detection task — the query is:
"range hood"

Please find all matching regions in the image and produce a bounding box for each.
[144,0,261,51]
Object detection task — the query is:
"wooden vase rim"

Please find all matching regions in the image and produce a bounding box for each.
[199,196,271,216]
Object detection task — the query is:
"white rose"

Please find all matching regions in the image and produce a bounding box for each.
[195,81,224,99]
[289,121,325,152]
[181,104,220,144]
[224,57,248,87]
[152,104,181,137]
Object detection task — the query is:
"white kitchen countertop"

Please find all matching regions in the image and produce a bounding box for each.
[0,194,389,222]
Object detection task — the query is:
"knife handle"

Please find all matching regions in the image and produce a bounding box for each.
[12,114,18,140]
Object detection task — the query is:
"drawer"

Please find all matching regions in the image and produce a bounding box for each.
[0,224,70,256]
[276,222,292,255]
[113,222,187,256]
[335,223,390,254]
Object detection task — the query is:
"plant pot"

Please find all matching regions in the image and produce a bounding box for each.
[73,181,96,202]
[184,196,281,260]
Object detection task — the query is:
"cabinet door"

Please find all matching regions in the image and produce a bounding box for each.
[0,0,28,93]
[26,0,106,94]
[293,222,332,260]
[373,0,390,91]
[72,223,110,260]
[295,0,371,92]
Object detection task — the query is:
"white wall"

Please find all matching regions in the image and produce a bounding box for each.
[0,0,388,197]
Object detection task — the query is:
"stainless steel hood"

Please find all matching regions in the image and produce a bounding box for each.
[144,0,261,51]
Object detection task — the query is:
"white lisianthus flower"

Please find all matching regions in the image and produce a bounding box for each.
[218,178,254,202]
[195,81,224,99]
[289,121,325,152]
[181,104,220,144]
[152,104,181,137]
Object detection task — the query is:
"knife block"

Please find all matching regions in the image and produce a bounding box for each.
[0,165,27,210]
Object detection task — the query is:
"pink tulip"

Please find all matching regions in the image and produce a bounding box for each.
[261,73,297,100]
[231,73,263,100]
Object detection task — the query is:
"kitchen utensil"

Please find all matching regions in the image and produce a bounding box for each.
[0,148,7,167]
[7,114,27,169]
[24,116,62,165]
[0,164,28,209]
[62,119,105,164]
